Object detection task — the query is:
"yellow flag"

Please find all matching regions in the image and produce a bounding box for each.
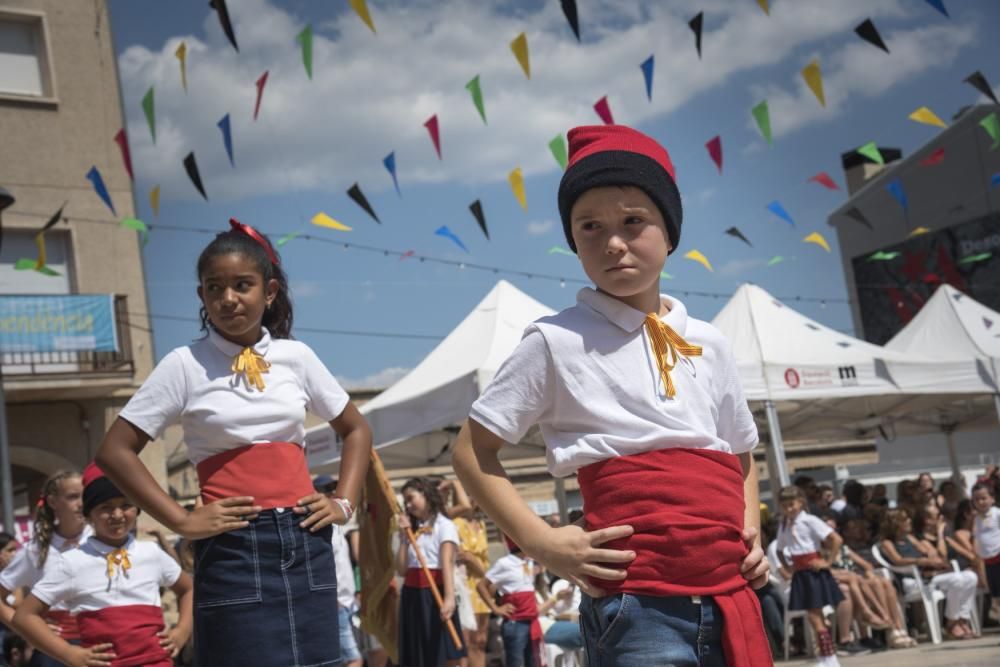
[34,232,47,270]
[801,59,825,107]
[311,212,352,231]
[359,451,400,664]
[803,232,831,252]
[510,33,530,79]
[684,249,713,272]
[149,186,160,218]
[508,167,527,210]
[175,41,187,92]
[349,0,376,34]
[908,106,947,128]
[758,0,769,15]
[909,226,931,237]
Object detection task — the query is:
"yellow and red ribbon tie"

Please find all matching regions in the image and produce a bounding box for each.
[644,313,703,399]
[106,548,131,580]
[232,347,270,391]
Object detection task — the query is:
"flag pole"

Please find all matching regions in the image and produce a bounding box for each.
[370,449,464,649]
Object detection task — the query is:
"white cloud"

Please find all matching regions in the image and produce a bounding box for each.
[716,257,768,276]
[526,219,556,236]
[336,366,410,390]
[116,0,963,203]
[752,21,978,139]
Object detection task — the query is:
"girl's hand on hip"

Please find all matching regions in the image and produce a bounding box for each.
[295,493,345,531]
[529,523,635,598]
[177,497,260,540]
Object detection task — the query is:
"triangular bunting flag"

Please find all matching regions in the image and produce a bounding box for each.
[510,33,530,79]
[469,199,488,239]
[508,168,527,210]
[183,152,208,200]
[425,115,442,159]
[347,183,380,223]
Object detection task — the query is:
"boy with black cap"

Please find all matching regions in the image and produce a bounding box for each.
[454,125,771,665]
[12,463,193,667]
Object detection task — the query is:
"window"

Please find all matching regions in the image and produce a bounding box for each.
[0,229,73,294]
[0,10,55,100]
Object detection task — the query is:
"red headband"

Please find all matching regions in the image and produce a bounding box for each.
[229,218,279,266]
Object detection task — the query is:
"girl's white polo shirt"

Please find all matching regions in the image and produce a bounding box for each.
[776,511,832,556]
[406,513,459,570]
[470,288,758,477]
[119,327,350,464]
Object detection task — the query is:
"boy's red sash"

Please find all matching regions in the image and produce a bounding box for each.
[577,447,772,667]
[76,604,171,667]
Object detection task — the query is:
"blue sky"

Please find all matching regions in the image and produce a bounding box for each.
[106,0,1000,387]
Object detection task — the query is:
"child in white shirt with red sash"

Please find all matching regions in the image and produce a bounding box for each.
[95,220,372,666]
[477,536,542,667]
[454,125,771,666]
[12,463,193,667]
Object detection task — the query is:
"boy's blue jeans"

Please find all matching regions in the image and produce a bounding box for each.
[500,619,534,667]
[580,593,727,666]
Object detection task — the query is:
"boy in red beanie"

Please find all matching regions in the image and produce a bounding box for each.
[454,125,771,665]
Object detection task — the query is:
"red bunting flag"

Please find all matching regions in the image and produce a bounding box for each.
[113,129,134,181]
[919,147,945,166]
[593,96,614,125]
[254,71,269,121]
[807,172,839,190]
[424,115,442,159]
[705,135,722,173]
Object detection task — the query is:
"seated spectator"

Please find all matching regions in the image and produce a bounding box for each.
[945,500,986,588]
[879,509,979,640]
[869,484,889,508]
[826,516,913,648]
[816,485,834,515]
[938,480,962,508]
[897,480,923,515]
[914,501,948,561]
[838,480,867,526]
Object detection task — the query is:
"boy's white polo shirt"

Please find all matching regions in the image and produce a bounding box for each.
[30,536,181,612]
[974,506,1000,558]
[470,288,758,478]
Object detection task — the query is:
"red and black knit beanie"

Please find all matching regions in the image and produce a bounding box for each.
[557,125,682,254]
[82,461,125,516]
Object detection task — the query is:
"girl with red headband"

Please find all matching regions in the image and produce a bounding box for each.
[0,470,91,667]
[95,220,372,666]
[454,125,771,666]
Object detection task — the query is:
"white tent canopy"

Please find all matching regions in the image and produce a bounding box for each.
[712,284,996,489]
[307,280,555,470]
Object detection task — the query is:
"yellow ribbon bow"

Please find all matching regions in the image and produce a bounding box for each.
[232,347,270,391]
[644,313,703,399]
[105,548,131,580]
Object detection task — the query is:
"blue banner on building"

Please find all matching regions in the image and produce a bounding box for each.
[0,295,119,353]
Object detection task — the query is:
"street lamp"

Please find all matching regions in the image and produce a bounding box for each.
[0,186,15,533]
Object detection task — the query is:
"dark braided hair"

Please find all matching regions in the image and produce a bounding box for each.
[401,477,446,529]
[196,228,294,339]
[33,470,81,569]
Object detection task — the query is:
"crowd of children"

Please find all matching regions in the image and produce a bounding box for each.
[1,123,998,667]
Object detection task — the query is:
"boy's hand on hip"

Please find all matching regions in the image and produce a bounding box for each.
[740,526,769,589]
[529,523,635,598]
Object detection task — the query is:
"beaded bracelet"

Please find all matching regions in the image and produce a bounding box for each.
[332,496,354,522]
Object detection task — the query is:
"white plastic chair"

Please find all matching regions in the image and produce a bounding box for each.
[871,543,945,644]
[951,559,983,636]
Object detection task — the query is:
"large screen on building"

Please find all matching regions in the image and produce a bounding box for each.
[851,214,1000,344]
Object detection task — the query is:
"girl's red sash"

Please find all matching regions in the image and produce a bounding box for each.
[577,447,772,667]
[791,552,821,572]
[404,568,443,589]
[195,442,314,509]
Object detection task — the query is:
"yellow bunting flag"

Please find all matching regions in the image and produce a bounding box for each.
[908,106,947,128]
[508,167,527,210]
[149,185,160,218]
[311,212,352,231]
[349,0,376,33]
[510,33,530,79]
[684,249,713,272]
[803,232,831,252]
[175,41,187,92]
[908,226,931,237]
[758,0,770,15]
[801,59,825,107]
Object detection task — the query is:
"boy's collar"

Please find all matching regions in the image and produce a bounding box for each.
[208,326,271,356]
[86,533,135,554]
[577,287,688,335]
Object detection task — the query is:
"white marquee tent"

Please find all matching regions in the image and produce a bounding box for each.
[307,280,555,471]
[712,284,996,490]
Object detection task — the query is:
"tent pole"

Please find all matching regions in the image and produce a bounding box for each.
[764,400,790,503]
[554,477,569,525]
[943,424,962,487]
